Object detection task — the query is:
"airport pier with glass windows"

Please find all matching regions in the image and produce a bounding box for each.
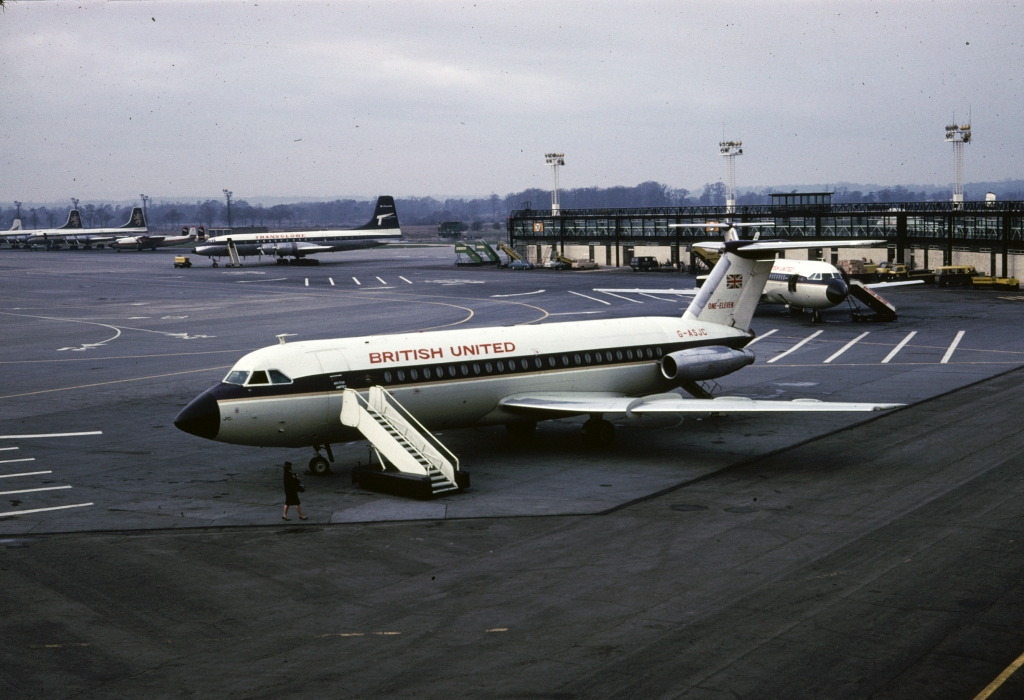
[507,193,1024,277]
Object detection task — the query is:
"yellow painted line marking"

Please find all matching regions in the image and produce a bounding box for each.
[972,648,1024,700]
[316,632,364,638]
[0,367,231,401]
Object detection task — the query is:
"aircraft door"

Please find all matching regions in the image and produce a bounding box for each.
[314,349,351,442]
[787,274,799,293]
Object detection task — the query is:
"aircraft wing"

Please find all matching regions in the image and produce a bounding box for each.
[499,392,903,417]
[865,280,925,289]
[294,243,336,254]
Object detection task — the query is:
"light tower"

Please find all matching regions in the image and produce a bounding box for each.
[944,121,970,207]
[545,153,565,216]
[139,194,150,223]
[719,140,743,213]
[223,189,233,227]
[71,197,80,211]
[13,201,22,220]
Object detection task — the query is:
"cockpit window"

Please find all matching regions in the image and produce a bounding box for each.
[247,370,270,385]
[224,370,250,385]
[268,369,292,385]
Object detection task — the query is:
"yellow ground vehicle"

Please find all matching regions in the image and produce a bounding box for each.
[970,276,1020,290]
[173,255,192,269]
[875,262,909,280]
[934,265,978,287]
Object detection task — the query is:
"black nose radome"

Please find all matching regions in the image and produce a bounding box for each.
[174,390,220,440]
[826,279,849,304]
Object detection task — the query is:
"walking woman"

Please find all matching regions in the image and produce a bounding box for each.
[282,462,307,521]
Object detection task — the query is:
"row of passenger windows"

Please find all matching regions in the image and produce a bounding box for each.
[223,369,293,386]
[380,346,663,385]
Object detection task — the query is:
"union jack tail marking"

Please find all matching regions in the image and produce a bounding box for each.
[726,274,743,289]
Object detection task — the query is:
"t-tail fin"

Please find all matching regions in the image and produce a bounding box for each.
[121,207,146,229]
[355,196,400,230]
[683,251,773,330]
[60,210,83,229]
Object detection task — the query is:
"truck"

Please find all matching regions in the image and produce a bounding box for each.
[173,255,192,269]
[934,265,979,287]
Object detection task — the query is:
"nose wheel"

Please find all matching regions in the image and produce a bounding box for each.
[308,444,334,475]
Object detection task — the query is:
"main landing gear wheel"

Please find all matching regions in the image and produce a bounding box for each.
[309,455,331,475]
[582,418,615,446]
[212,260,219,267]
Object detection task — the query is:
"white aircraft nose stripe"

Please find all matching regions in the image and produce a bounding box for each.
[767,330,824,363]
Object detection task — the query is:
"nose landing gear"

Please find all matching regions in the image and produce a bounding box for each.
[308,444,334,475]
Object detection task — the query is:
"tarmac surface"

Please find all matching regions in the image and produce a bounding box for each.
[2,245,1024,698]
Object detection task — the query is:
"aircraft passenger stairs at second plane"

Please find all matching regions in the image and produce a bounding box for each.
[175,225,905,496]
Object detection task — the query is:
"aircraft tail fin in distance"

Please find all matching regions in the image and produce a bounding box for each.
[9,219,22,231]
[122,207,146,229]
[60,210,83,229]
[682,251,772,330]
[356,196,400,230]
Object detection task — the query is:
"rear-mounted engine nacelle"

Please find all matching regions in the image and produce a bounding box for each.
[660,346,755,382]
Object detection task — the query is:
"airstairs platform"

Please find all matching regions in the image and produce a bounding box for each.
[226,238,243,268]
[342,387,468,499]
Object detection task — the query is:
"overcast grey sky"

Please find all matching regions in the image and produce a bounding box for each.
[2,0,1021,202]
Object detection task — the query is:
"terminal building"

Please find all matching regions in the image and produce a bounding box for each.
[507,193,1024,277]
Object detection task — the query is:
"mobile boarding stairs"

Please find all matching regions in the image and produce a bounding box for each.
[342,386,469,499]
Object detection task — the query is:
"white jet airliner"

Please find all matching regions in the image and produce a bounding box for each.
[190,196,401,266]
[175,229,903,473]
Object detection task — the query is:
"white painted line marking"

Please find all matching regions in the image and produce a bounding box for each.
[595,288,696,295]
[568,291,611,305]
[304,278,309,287]
[824,332,871,364]
[637,293,677,302]
[491,290,545,298]
[329,278,335,286]
[767,330,824,364]
[0,485,72,496]
[548,311,606,316]
[881,331,917,364]
[399,276,413,284]
[0,502,92,518]
[376,277,388,285]
[0,471,52,479]
[352,277,361,285]
[595,290,643,303]
[744,329,778,346]
[0,447,18,452]
[0,458,35,465]
[941,330,966,364]
[0,431,102,440]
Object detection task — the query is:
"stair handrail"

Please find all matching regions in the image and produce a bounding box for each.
[376,387,460,472]
[346,388,459,477]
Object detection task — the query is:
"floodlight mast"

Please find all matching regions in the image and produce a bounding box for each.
[545,153,565,216]
[944,121,970,208]
[719,140,743,214]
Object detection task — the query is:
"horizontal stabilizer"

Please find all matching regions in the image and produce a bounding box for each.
[500,392,903,417]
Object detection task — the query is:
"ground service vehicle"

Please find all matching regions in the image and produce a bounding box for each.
[875,262,909,280]
[173,255,192,268]
[935,265,979,287]
[630,256,660,271]
[507,259,534,270]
